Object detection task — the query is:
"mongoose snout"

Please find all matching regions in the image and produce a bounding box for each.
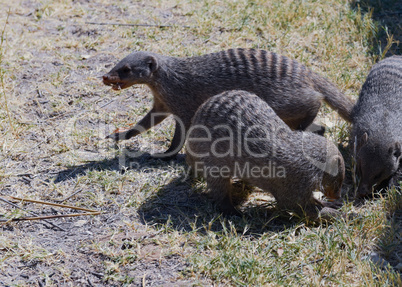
[103,74,126,90]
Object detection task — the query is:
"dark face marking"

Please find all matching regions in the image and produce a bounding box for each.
[102,53,158,90]
[356,142,401,197]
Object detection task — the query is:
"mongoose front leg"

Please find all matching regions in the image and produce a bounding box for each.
[106,101,169,141]
[311,198,344,221]
[206,176,240,216]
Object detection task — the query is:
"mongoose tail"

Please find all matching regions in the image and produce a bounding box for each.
[312,75,355,122]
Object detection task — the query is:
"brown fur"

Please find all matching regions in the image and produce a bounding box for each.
[351,56,402,197]
[103,48,354,158]
[186,90,345,219]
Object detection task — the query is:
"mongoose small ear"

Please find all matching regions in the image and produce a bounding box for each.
[357,132,368,151]
[147,56,158,73]
[361,132,368,145]
[390,142,401,159]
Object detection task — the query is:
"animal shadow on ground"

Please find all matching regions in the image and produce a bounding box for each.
[53,148,186,183]
[52,147,300,236]
[138,175,321,237]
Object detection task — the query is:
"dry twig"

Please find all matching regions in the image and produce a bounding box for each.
[0,196,101,228]
[0,212,100,222]
[85,21,192,29]
[8,195,95,212]
[0,197,66,231]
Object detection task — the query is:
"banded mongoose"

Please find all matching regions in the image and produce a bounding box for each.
[186,90,345,219]
[351,56,402,198]
[103,48,354,159]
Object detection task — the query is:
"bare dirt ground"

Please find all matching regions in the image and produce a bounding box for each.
[0,1,210,285]
[0,0,401,286]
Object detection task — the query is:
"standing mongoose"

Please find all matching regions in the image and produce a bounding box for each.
[103,48,354,159]
[351,56,402,198]
[186,90,345,219]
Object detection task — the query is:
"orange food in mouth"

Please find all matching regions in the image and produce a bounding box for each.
[113,127,130,133]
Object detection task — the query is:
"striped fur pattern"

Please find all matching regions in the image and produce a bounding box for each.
[103,48,354,157]
[186,90,344,218]
[351,56,402,197]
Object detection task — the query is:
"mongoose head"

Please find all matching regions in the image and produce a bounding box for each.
[355,132,401,197]
[103,52,158,90]
[301,134,344,200]
[321,153,345,200]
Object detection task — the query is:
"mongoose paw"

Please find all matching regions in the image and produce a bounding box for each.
[323,199,344,209]
[352,197,366,207]
[315,198,343,210]
[105,130,130,141]
[318,207,344,221]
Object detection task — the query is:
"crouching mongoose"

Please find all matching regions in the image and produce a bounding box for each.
[102,48,354,159]
[186,90,345,219]
[351,56,402,198]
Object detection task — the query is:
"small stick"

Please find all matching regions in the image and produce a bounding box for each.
[8,195,97,212]
[0,197,65,231]
[0,212,101,222]
[54,189,83,203]
[142,274,146,287]
[85,21,192,29]
[99,99,116,109]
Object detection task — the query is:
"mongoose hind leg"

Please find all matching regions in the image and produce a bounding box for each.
[297,106,321,131]
[281,95,321,131]
[151,119,187,160]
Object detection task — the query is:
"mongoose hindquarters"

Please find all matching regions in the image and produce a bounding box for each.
[186,90,345,219]
[103,48,354,159]
[351,55,402,198]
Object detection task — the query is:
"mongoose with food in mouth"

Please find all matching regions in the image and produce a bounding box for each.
[103,48,354,159]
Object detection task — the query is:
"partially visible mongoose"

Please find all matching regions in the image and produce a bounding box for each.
[351,56,402,198]
[186,90,345,219]
[103,48,354,159]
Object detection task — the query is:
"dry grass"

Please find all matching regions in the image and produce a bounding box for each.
[0,0,401,286]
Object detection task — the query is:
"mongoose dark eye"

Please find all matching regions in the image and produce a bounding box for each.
[122,65,131,73]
